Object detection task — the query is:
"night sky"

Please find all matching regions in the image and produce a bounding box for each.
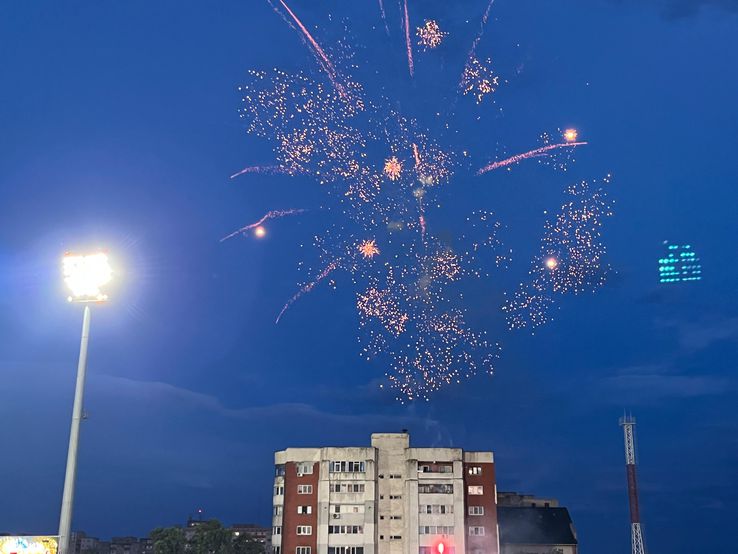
[1,1,737,553]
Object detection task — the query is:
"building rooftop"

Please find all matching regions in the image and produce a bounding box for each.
[497,506,577,545]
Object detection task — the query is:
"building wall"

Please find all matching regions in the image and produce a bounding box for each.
[463,453,498,554]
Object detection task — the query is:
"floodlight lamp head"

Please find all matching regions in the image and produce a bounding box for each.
[63,251,112,303]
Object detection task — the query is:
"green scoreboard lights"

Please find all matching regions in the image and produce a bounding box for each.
[658,242,702,284]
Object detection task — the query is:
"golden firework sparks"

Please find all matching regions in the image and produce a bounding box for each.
[416,20,447,50]
[358,239,380,259]
[384,156,402,180]
[563,128,578,142]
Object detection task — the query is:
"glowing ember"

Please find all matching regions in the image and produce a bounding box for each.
[416,20,447,50]
[545,257,558,270]
[358,239,380,259]
[563,128,578,142]
[384,156,402,180]
[254,226,267,238]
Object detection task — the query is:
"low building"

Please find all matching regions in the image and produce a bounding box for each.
[497,502,577,554]
[231,523,271,544]
[497,493,558,509]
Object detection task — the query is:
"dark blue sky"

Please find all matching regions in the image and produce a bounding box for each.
[1,1,737,552]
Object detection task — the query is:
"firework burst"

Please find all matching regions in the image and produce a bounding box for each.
[228,1,613,400]
[417,20,448,50]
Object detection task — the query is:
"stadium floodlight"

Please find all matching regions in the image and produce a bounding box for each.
[58,250,112,554]
[62,251,112,302]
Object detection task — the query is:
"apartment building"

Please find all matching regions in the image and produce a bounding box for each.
[272,432,499,554]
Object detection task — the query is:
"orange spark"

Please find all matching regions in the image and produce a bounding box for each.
[545,257,558,270]
[563,128,578,142]
[384,156,402,180]
[358,239,380,259]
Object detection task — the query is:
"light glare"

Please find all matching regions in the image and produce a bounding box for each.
[63,252,112,302]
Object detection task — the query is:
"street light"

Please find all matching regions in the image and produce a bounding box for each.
[58,251,112,554]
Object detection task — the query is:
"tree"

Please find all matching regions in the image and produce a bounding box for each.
[150,527,186,554]
[190,520,234,554]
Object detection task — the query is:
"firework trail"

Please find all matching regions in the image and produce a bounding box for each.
[229,165,289,179]
[467,0,495,63]
[221,209,307,241]
[276,260,338,323]
[403,0,414,77]
[476,141,588,175]
[378,0,390,35]
[267,0,347,98]
[412,143,421,168]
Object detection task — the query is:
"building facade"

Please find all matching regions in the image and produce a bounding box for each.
[272,432,499,554]
[496,494,577,554]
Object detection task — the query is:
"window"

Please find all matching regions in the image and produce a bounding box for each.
[390,516,402,520]
[468,527,485,536]
[297,506,312,514]
[275,465,286,476]
[418,484,453,494]
[419,463,453,473]
[419,505,453,514]
[389,474,402,479]
[333,505,363,514]
[296,526,312,536]
[298,485,313,494]
[272,548,281,554]
[273,527,282,536]
[330,461,366,473]
[468,506,484,516]
[329,548,364,554]
[328,526,363,535]
[389,495,402,500]
[296,463,314,475]
[390,536,402,540]
[329,483,365,493]
[274,486,284,496]
[329,548,363,554]
[274,506,283,516]
[419,526,454,535]
[467,486,483,495]
[467,466,482,476]
[296,548,311,554]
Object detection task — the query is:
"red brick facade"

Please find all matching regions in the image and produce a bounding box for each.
[463,462,498,554]
[282,461,319,554]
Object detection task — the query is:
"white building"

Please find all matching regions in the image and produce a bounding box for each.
[272,432,499,554]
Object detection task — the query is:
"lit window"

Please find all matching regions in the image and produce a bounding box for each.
[467,466,482,476]
[467,486,483,495]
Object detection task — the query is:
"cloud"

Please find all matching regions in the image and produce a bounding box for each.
[94,374,445,434]
[656,315,738,352]
[600,370,732,403]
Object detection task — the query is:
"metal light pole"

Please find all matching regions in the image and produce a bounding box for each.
[58,252,112,554]
[58,304,91,554]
